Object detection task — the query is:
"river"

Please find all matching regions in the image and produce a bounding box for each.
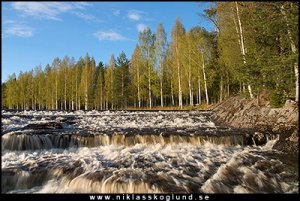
[1,110,298,193]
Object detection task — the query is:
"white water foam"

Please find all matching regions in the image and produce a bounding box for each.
[2,143,298,194]
[1,111,298,194]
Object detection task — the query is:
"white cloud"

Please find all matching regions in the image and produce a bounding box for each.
[72,2,91,10]
[12,2,72,20]
[136,23,148,32]
[4,20,19,24]
[127,10,145,21]
[112,9,120,16]
[73,11,102,23]
[4,23,34,37]
[11,2,91,21]
[93,31,128,41]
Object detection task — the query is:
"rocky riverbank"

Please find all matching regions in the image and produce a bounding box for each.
[209,96,299,155]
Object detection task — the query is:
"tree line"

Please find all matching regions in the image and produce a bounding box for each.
[2,2,298,110]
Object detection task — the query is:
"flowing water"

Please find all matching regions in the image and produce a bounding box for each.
[1,110,298,193]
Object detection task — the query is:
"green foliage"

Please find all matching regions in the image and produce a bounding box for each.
[2,2,298,109]
[270,89,286,108]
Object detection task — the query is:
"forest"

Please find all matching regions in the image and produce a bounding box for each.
[2,2,298,110]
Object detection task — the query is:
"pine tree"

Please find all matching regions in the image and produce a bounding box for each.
[115,52,130,109]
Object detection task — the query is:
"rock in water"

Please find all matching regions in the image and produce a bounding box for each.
[23,122,63,130]
[252,132,266,146]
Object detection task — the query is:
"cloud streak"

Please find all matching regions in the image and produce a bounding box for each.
[4,22,34,37]
[93,31,128,41]
[73,11,102,23]
[11,2,93,21]
[127,10,145,21]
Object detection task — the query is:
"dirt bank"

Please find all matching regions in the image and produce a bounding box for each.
[209,96,298,155]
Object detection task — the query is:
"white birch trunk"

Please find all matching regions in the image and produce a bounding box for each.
[85,71,88,111]
[111,67,114,110]
[177,60,182,108]
[78,99,80,110]
[75,68,78,110]
[148,62,152,108]
[198,76,201,105]
[235,1,254,99]
[100,80,103,110]
[188,48,193,106]
[227,74,230,97]
[160,81,163,107]
[176,45,183,108]
[160,60,163,107]
[202,53,209,105]
[220,75,223,102]
[171,81,174,106]
[55,75,58,110]
[64,71,67,111]
[121,74,124,99]
[137,65,141,108]
[281,4,298,102]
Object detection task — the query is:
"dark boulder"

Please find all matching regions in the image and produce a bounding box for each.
[252,132,267,146]
[23,122,63,130]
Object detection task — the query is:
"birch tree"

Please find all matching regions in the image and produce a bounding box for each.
[95,62,105,110]
[105,54,116,109]
[281,2,298,102]
[155,23,167,107]
[234,1,254,98]
[51,57,60,110]
[130,45,143,108]
[139,27,155,108]
[171,18,186,108]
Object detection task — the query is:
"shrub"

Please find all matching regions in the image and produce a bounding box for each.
[270,90,286,108]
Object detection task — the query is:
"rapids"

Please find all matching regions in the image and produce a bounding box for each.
[1,110,298,193]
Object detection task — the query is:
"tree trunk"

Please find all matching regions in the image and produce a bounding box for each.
[148,61,152,109]
[78,99,81,110]
[281,3,298,102]
[51,92,54,110]
[188,48,193,106]
[64,69,67,111]
[220,74,223,102]
[235,1,254,99]
[85,70,88,110]
[160,80,163,107]
[176,51,183,108]
[137,65,141,108]
[239,82,242,94]
[75,68,78,111]
[171,81,175,106]
[198,75,201,105]
[55,75,58,110]
[226,73,230,97]
[201,52,209,105]
[121,73,124,109]
[160,60,163,107]
[111,68,114,110]
[257,87,260,107]
[100,80,103,110]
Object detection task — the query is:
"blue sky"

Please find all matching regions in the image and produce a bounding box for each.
[2,1,214,82]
